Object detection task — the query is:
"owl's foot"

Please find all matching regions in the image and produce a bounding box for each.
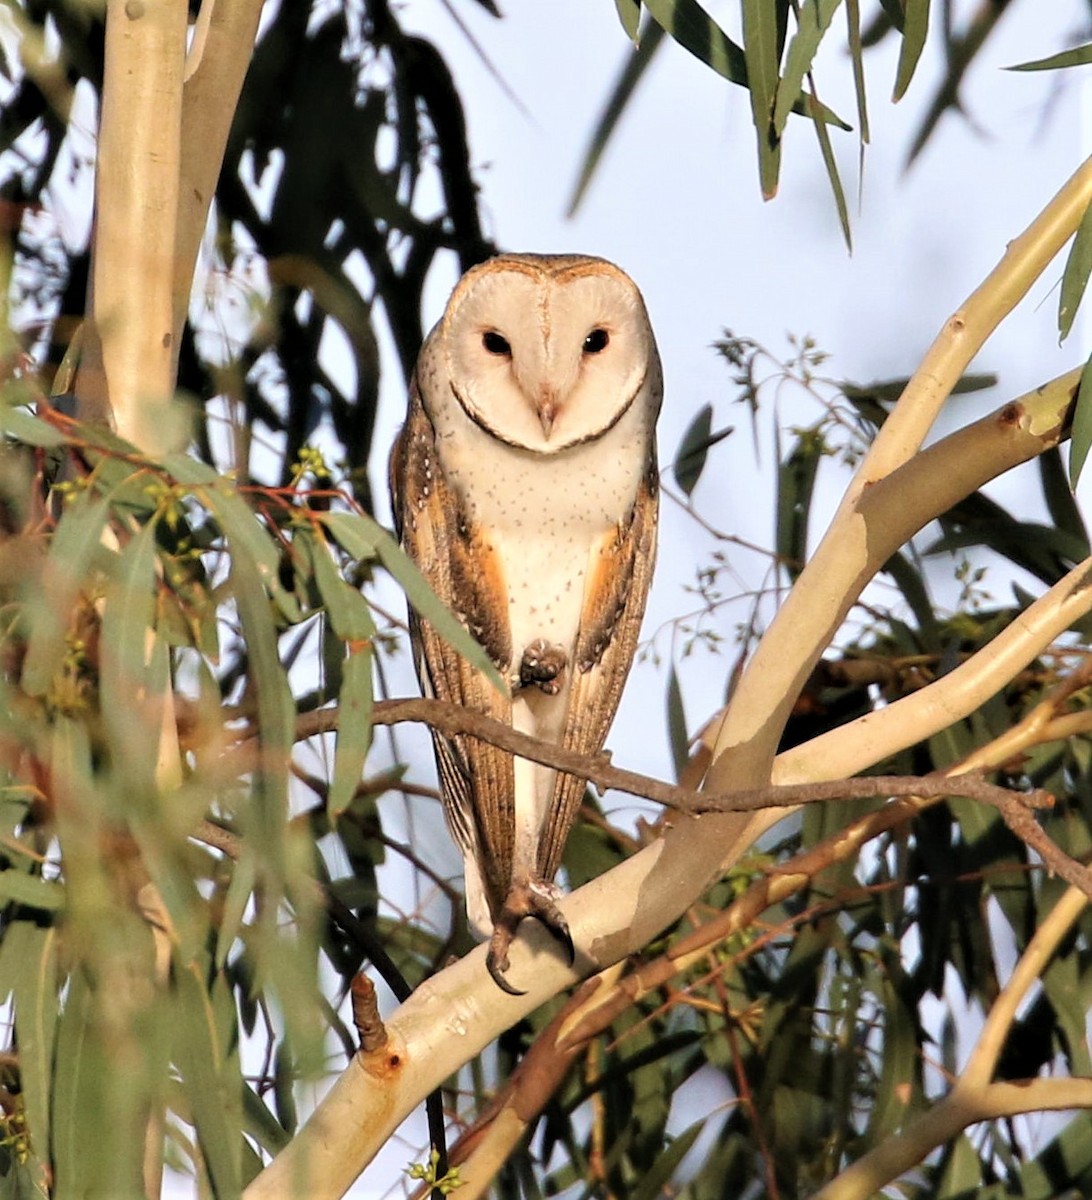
[518,639,568,695]
[486,881,575,995]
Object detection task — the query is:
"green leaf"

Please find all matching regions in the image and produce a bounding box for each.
[892,0,929,100]
[315,510,382,563]
[21,494,111,697]
[666,665,688,779]
[159,452,220,486]
[215,853,257,970]
[777,429,823,581]
[308,530,376,642]
[569,20,667,216]
[1040,947,1092,1075]
[644,0,747,85]
[1059,197,1092,342]
[773,0,842,137]
[320,511,503,690]
[1007,42,1092,72]
[614,0,642,42]
[845,0,870,146]
[673,403,712,497]
[10,924,58,1161]
[808,88,851,250]
[328,642,374,818]
[242,1081,291,1154]
[936,1133,984,1195]
[1038,446,1089,551]
[0,871,64,912]
[173,962,243,1197]
[50,969,94,1193]
[0,408,67,448]
[100,519,159,791]
[1067,350,1092,487]
[741,0,782,197]
[230,543,295,837]
[205,482,300,623]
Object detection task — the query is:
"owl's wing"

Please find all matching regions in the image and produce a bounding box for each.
[391,385,516,920]
[536,461,660,882]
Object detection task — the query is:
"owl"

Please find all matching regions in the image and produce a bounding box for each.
[390,254,662,992]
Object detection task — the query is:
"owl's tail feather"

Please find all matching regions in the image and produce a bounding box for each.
[486,882,575,996]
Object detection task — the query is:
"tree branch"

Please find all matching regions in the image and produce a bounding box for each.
[77,0,188,450]
[172,0,265,363]
[424,667,1092,1197]
[707,157,1092,791]
[244,362,1091,1200]
[814,886,1090,1200]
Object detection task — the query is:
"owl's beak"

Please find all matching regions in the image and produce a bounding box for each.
[537,389,559,439]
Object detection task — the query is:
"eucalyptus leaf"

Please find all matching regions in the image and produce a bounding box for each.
[892,0,928,100]
[1059,196,1092,342]
[21,494,111,698]
[320,510,503,690]
[173,962,243,1198]
[741,0,782,197]
[614,0,642,42]
[327,643,374,818]
[1007,42,1092,71]
[0,408,67,449]
[1070,350,1092,487]
[10,923,58,1160]
[773,0,842,137]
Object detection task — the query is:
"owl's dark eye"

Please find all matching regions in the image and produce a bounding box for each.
[582,328,610,354]
[482,330,511,356]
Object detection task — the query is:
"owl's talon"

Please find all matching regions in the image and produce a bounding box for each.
[484,882,576,992]
[519,639,568,694]
[486,929,525,996]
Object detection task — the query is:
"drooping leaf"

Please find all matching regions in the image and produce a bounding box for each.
[100,518,159,792]
[808,88,851,250]
[229,540,295,837]
[50,968,94,1194]
[569,19,667,216]
[328,643,374,818]
[1038,445,1089,552]
[643,0,747,85]
[614,0,642,42]
[892,0,929,100]
[845,0,870,146]
[1059,197,1092,342]
[307,528,376,642]
[205,482,300,624]
[1069,350,1092,487]
[666,664,688,779]
[773,0,842,137]
[173,961,243,1198]
[10,923,58,1161]
[21,494,111,698]
[741,0,782,197]
[777,428,823,580]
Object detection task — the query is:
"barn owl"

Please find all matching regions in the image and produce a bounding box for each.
[390,254,662,992]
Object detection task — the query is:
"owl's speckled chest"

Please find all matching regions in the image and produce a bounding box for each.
[435,403,648,661]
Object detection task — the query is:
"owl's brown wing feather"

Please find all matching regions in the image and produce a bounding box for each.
[536,461,660,882]
[391,385,516,916]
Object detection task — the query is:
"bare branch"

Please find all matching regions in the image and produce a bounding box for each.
[298,697,1057,819]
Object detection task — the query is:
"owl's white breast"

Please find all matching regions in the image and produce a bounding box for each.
[431,390,651,670]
